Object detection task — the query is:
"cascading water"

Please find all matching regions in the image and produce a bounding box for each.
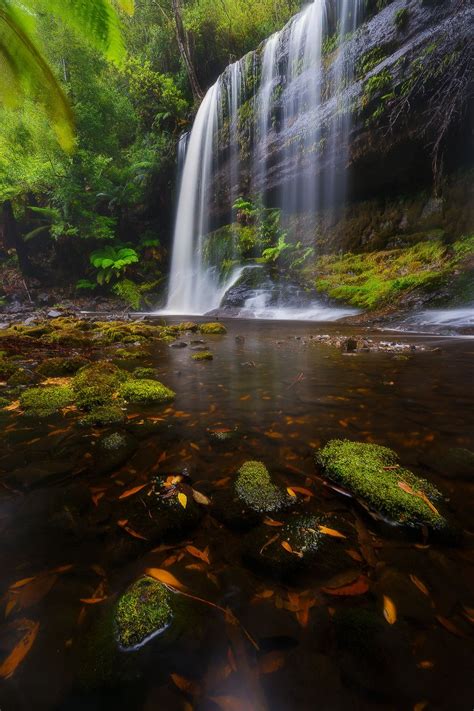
[163,0,365,318]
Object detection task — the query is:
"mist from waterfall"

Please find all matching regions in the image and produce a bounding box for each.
[163,0,365,317]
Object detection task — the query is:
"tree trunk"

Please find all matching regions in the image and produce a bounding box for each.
[1,200,34,278]
[170,0,203,103]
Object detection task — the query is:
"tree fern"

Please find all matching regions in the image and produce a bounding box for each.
[0,0,134,151]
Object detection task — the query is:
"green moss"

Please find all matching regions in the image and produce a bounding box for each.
[132,367,156,379]
[36,356,89,378]
[309,236,474,309]
[199,322,227,335]
[357,46,388,78]
[316,440,447,529]
[42,329,87,347]
[7,369,33,386]
[115,577,173,649]
[235,461,290,513]
[0,357,17,380]
[394,7,409,30]
[20,385,74,417]
[176,322,198,332]
[192,351,213,361]
[101,432,128,450]
[72,361,128,409]
[0,396,10,408]
[79,405,125,426]
[119,378,175,405]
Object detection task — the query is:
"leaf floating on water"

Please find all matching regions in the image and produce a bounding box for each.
[321,575,369,597]
[117,520,148,540]
[409,574,429,596]
[263,517,284,527]
[258,650,285,674]
[417,660,434,669]
[170,672,200,695]
[345,549,363,562]
[192,489,211,505]
[435,615,466,638]
[281,541,293,554]
[79,596,107,604]
[178,492,187,509]
[0,618,39,679]
[288,486,314,498]
[319,525,346,539]
[9,577,36,590]
[145,568,187,591]
[286,487,297,498]
[186,545,210,564]
[383,595,397,624]
[118,483,147,499]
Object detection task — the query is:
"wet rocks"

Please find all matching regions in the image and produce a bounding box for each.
[72,361,128,409]
[235,461,292,514]
[192,351,213,361]
[419,447,474,482]
[19,384,75,417]
[36,356,89,378]
[316,439,448,532]
[169,341,187,348]
[119,379,175,405]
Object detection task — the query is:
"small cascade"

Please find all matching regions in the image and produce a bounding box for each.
[163,0,366,318]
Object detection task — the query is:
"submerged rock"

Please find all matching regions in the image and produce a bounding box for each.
[115,577,173,649]
[132,367,156,379]
[79,404,125,426]
[316,440,448,531]
[420,447,474,482]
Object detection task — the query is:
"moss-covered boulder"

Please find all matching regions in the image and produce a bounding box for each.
[119,379,175,405]
[41,329,87,347]
[316,440,447,531]
[36,356,89,378]
[244,513,349,578]
[199,322,227,335]
[235,461,292,513]
[7,368,33,386]
[192,351,213,361]
[72,361,128,409]
[115,577,173,649]
[0,395,10,408]
[0,357,17,381]
[79,405,125,427]
[20,385,74,417]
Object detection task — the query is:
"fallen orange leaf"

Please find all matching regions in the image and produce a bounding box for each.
[258,651,285,674]
[263,517,284,527]
[118,484,147,499]
[170,672,200,695]
[145,568,187,591]
[383,595,397,624]
[178,492,187,509]
[186,545,210,564]
[0,618,39,679]
[319,525,346,539]
[322,575,369,597]
[409,574,429,596]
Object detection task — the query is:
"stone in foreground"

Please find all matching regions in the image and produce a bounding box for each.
[115,577,172,649]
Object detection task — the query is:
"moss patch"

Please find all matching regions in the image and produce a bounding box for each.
[199,322,227,335]
[20,385,74,417]
[192,351,213,361]
[316,440,446,529]
[79,405,125,427]
[115,577,172,649]
[36,356,89,378]
[235,461,291,513]
[72,361,128,409]
[119,379,175,405]
[133,367,156,379]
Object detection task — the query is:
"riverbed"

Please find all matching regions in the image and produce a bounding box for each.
[0,319,473,710]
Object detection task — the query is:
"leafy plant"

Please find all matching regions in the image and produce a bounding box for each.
[89,245,139,284]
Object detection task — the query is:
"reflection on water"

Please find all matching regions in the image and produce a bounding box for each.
[0,320,473,710]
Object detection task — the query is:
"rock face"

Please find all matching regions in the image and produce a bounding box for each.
[212,0,472,219]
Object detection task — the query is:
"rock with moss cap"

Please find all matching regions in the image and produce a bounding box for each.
[79,405,125,427]
[119,379,175,405]
[199,322,227,335]
[36,356,89,378]
[20,385,74,417]
[0,396,10,409]
[317,440,448,531]
[72,361,128,409]
[41,329,87,347]
[0,357,17,381]
[235,461,292,513]
[176,321,198,332]
[115,577,173,649]
[192,351,213,361]
[7,368,33,386]
[244,513,350,578]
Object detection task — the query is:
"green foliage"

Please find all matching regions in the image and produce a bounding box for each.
[90,246,139,285]
[20,384,74,417]
[394,7,409,30]
[112,278,142,309]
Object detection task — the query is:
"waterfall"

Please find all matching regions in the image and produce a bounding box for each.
[163,0,364,317]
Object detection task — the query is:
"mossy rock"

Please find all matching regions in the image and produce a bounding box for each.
[0,396,10,408]
[115,577,173,649]
[0,357,17,380]
[119,379,175,405]
[20,385,74,417]
[7,368,33,386]
[79,405,125,427]
[199,322,227,335]
[192,351,213,361]
[72,361,128,409]
[244,513,349,578]
[114,347,147,360]
[235,461,293,514]
[41,329,87,347]
[176,322,198,332]
[316,440,447,531]
[36,356,89,378]
[132,367,156,379]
